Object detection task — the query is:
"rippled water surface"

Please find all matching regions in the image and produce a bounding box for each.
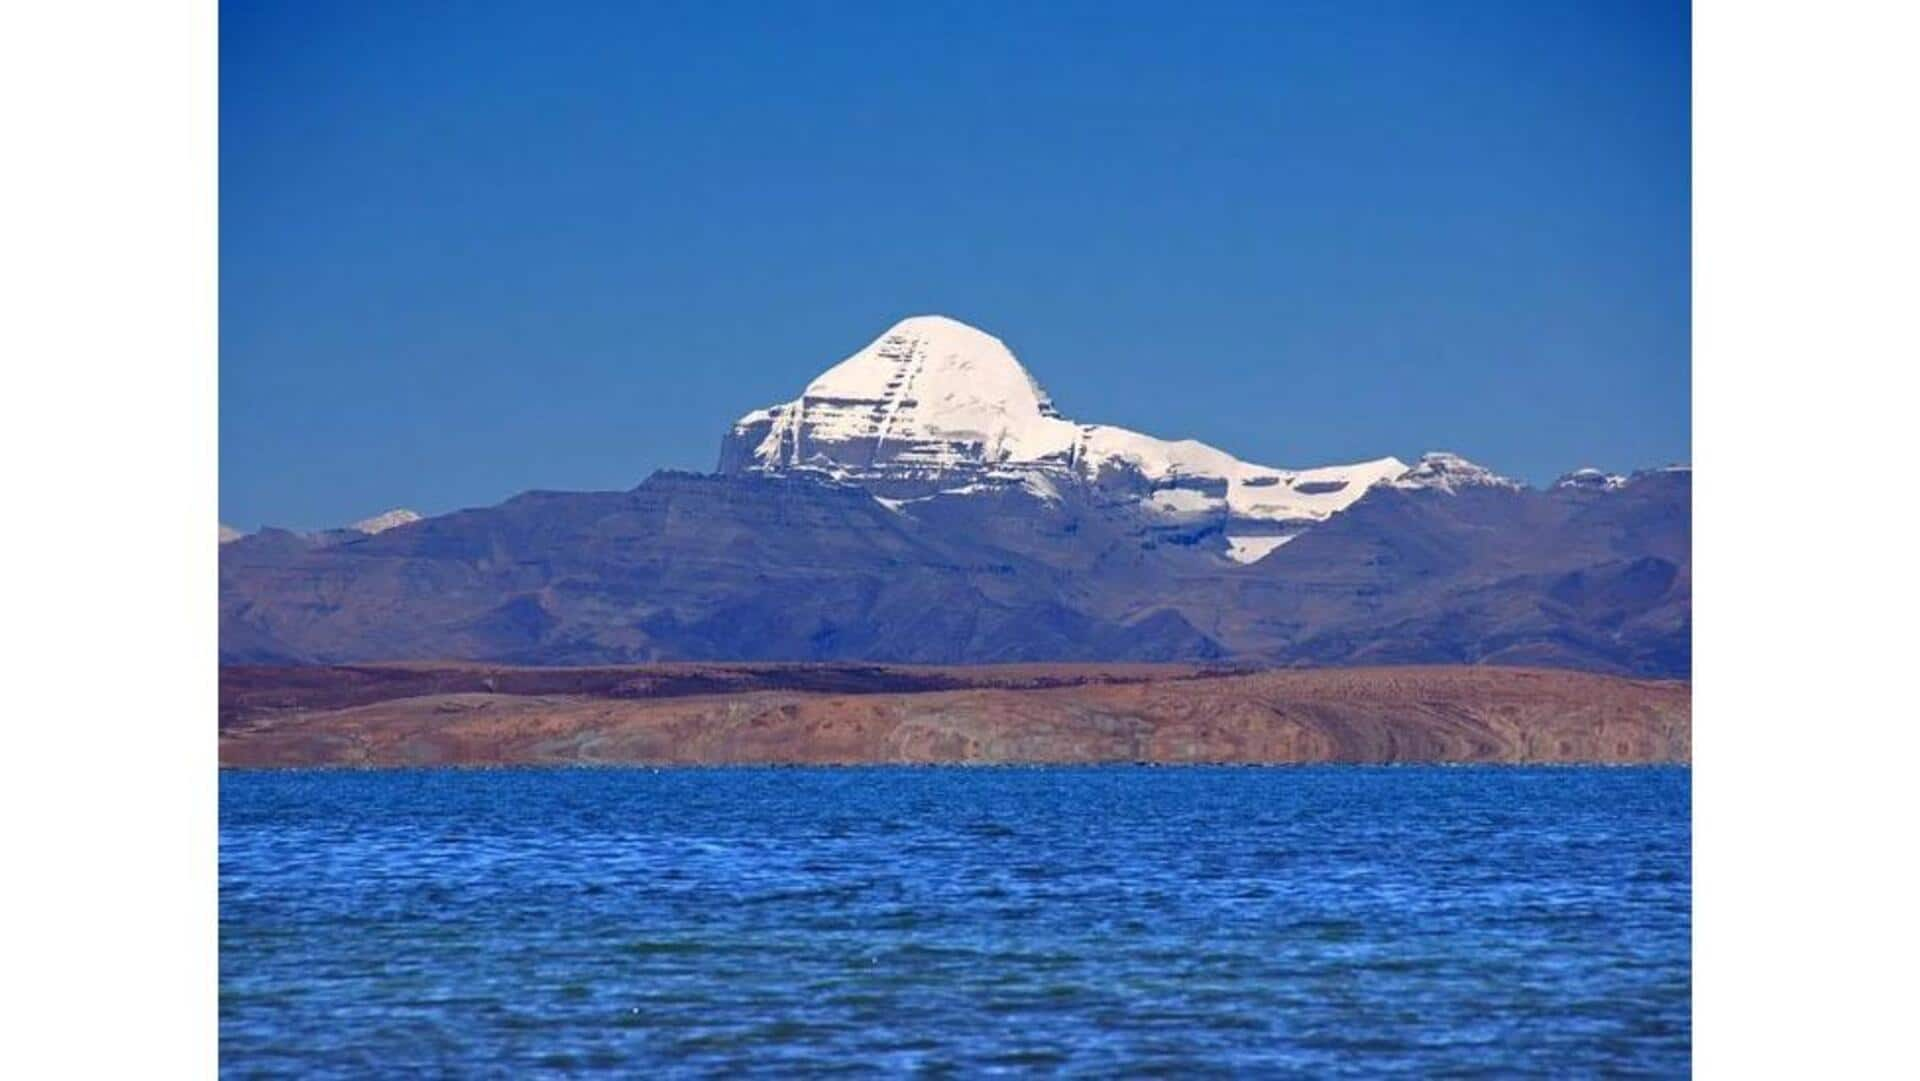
[221,767,1689,1076]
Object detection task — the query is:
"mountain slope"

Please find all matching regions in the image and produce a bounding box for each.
[220,316,1690,675]
[221,465,1688,674]
[220,471,1226,666]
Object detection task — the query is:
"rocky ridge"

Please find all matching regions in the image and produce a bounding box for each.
[220,663,1690,767]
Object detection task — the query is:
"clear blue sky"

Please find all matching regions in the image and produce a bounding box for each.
[221,0,1688,531]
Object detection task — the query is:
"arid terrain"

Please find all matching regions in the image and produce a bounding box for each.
[220,663,1689,767]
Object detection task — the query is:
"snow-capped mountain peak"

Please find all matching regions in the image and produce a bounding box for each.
[1392,452,1522,494]
[726,315,1073,477]
[349,508,422,534]
[804,314,1059,428]
[1555,467,1627,492]
[720,315,1410,550]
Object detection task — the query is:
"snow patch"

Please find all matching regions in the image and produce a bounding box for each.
[1555,467,1627,492]
[349,508,423,534]
[1225,534,1294,564]
[1149,487,1216,514]
[1392,452,1521,494]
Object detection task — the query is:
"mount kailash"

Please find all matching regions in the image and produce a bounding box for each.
[221,316,1689,675]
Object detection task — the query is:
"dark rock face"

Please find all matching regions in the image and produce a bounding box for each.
[1219,469,1693,676]
[220,468,1690,675]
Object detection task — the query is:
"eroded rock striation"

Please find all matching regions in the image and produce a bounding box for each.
[220,663,1689,768]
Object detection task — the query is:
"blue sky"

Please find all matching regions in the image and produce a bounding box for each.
[221,0,1688,530]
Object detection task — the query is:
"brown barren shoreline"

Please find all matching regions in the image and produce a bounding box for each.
[220,663,1689,769]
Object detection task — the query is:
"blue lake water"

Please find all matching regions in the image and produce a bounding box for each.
[221,767,1690,1076]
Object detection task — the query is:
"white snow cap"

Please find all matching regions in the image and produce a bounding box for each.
[1392,452,1522,493]
[803,315,1061,448]
[349,508,423,534]
[219,523,245,544]
[731,314,1407,525]
[1555,467,1627,491]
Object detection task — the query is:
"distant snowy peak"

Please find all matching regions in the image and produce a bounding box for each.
[720,315,1407,531]
[1555,467,1628,492]
[1391,452,1522,494]
[219,523,245,545]
[724,315,1072,478]
[802,314,1061,434]
[348,508,422,534]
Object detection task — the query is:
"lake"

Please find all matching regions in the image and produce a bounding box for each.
[221,767,1689,1075]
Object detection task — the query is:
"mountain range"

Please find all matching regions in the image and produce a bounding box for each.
[220,316,1689,676]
